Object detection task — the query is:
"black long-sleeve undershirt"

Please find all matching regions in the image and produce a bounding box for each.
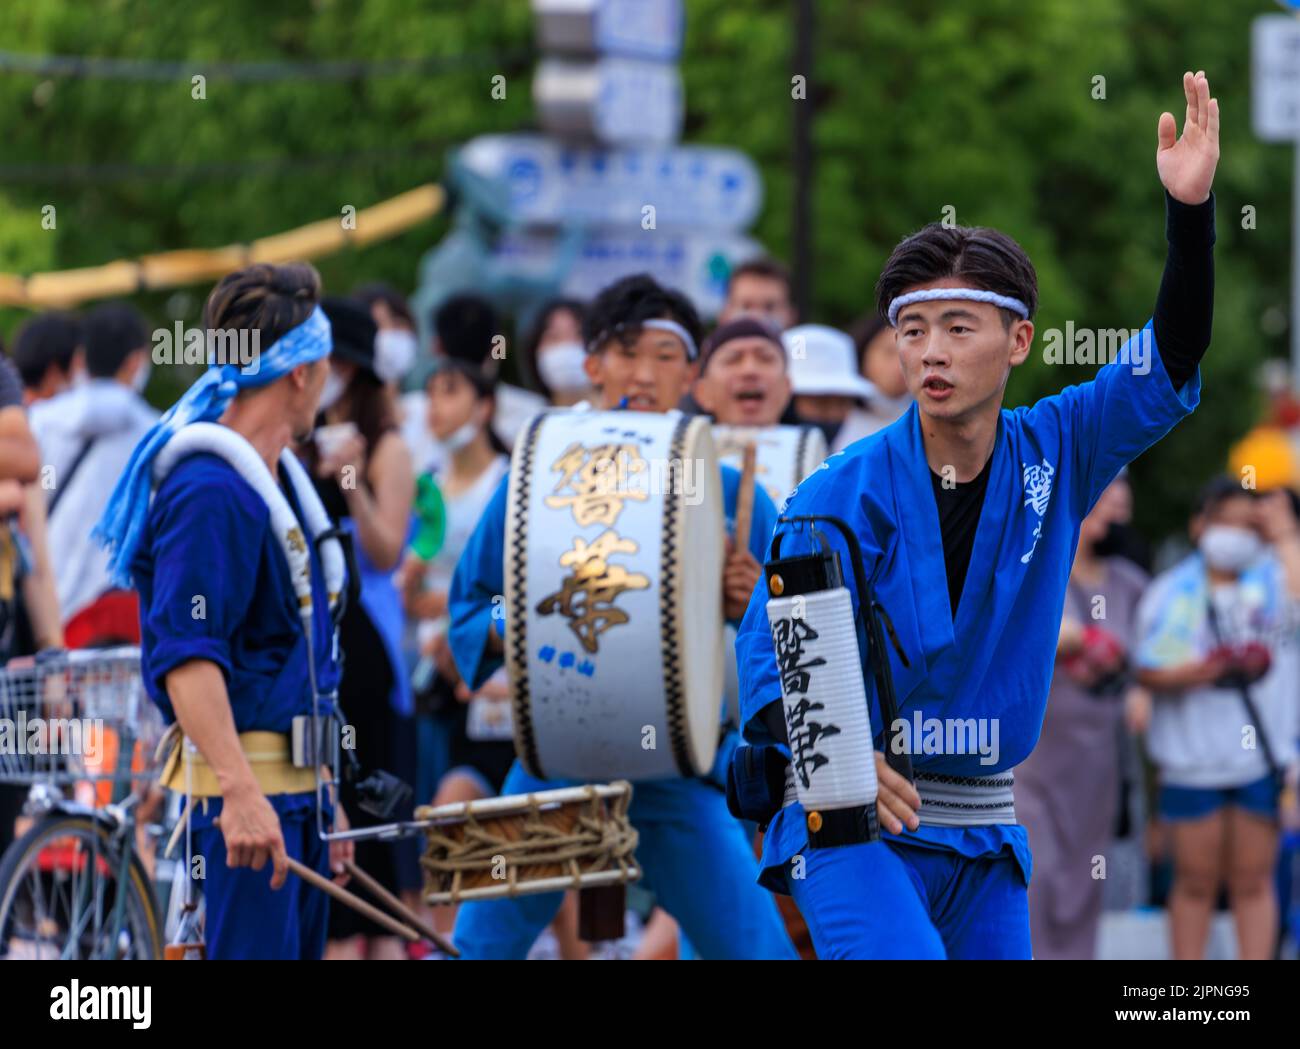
[1153,191,1215,389]
[756,192,1215,746]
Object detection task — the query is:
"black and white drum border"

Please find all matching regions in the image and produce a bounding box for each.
[794,424,816,481]
[505,409,548,779]
[658,413,695,776]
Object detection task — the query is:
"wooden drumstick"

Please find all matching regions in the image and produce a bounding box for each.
[163,795,195,859]
[734,440,758,554]
[343,859,460,957]
[285,856,423,945]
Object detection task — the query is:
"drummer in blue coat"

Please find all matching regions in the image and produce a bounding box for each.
[447,274,796,959]
[736,70,1220,959]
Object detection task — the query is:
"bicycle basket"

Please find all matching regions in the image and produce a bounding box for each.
[0,647,164,787]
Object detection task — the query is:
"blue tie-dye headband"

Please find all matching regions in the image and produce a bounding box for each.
[93,304,332,585]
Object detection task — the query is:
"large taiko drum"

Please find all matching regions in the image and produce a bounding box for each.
[712,424,827,508]
[505,409,725,780]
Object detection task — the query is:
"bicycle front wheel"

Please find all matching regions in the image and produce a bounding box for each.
[0,813,162,960]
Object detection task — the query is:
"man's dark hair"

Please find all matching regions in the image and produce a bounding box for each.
[11,311,83,390]
[875,224,1038,328]
[730,256,793,296]
[84,302,149,379]
[433,293,498,365]
[205,261,321,346]
[582,274,702,354]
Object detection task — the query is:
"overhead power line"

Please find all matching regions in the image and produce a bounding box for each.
[0,48,532,82]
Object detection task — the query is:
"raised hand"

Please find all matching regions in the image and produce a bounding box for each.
[1156,70,1220,205]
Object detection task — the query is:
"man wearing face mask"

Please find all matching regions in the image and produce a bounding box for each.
[1136,476,1300,959]
[30,301,159,646]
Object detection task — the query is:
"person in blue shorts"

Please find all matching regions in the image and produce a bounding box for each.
[1137,476,1300,959]
[736,71,1220,959]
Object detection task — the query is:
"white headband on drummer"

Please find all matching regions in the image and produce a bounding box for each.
[887,288,1030,328]
[588,318,699,361]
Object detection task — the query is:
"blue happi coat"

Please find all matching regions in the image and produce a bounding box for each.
[736,322,1200,891]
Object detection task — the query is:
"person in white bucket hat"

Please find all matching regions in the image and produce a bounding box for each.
[782,324,878,452]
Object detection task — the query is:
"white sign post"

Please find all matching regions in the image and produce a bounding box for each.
[1253,13,1300,388]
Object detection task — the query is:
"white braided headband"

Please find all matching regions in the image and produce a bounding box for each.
[887,288,1030,328]
[588,318,699,361]
[642,318,699,360]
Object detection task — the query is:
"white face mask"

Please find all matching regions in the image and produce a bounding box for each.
[318,370,347,412]
[537,342,589,394]
[374,329,418,384]
[1199,524,1262,575]
[435,418,481,454]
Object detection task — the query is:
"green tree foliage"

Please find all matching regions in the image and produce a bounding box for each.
[0,0,1288,538]
[684,0,1288,541]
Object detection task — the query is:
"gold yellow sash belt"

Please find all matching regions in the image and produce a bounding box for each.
[157,724,317,798]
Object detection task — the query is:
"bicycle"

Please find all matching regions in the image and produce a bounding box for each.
[0,646,167,960]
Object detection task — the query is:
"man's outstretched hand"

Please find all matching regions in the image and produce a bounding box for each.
[1157,70,1219,206]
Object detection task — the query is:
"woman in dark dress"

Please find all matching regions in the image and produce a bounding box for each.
[307,296,416,960]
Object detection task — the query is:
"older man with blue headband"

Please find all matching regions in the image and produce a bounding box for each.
[95,262,354,960]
